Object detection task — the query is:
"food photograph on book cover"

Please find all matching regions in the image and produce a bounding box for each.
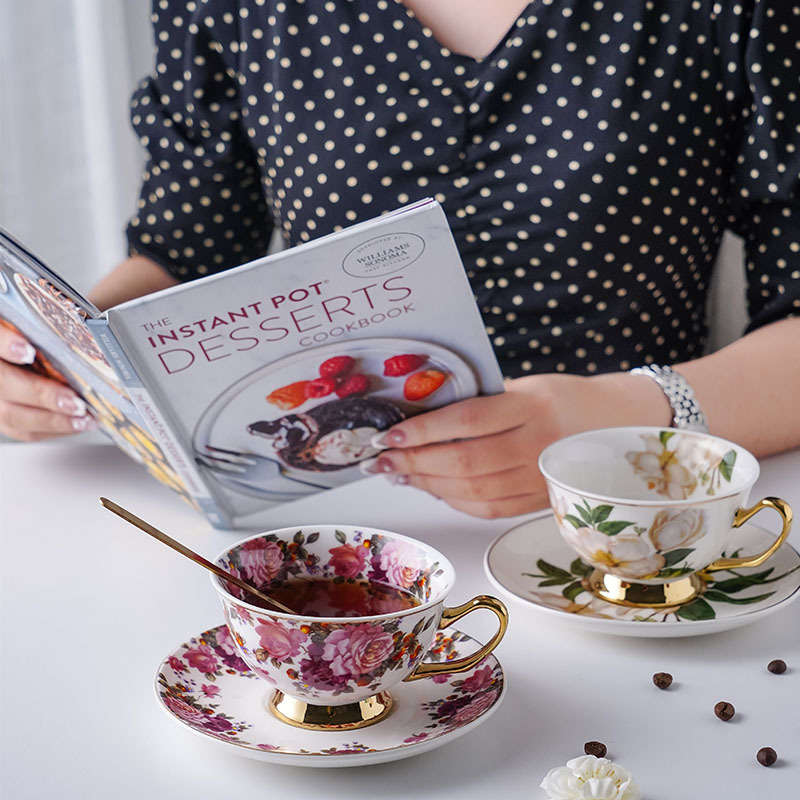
[11,271,122,388]
[193,337,478,500]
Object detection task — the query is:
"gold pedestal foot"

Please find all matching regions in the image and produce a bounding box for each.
[268,690,394,731]
[588,570,705,608]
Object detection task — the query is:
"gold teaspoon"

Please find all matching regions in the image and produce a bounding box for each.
[99,497,296,615]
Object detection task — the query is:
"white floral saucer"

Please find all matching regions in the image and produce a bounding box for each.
[484,514,800,638]
[155,625,505,767]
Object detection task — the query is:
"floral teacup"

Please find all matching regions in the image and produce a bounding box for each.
[211,525,508,730]
[539,427,792,607]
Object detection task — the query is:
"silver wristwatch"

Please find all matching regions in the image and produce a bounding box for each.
[629,364,709,432]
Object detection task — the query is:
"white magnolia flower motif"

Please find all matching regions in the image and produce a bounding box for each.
[549,492,570,528]
[673,435,727,477]
[625,434,697,499]
[648,508,706,552]
[540,755,641,800]
[559,524,665,580]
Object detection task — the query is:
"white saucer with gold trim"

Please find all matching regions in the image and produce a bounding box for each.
[484,513,800,638]
[155,624,505,767]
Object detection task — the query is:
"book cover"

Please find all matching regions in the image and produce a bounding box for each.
[107,200,504,528]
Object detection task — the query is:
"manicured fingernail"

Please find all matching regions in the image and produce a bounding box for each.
[9,339,36,364]
[385,474,409,486]
[371,433,390,450]
[57,394,88,417]
[371,429,405,449]
[360,457,380,475]
[359,456,395,474]
[71,415,97,432]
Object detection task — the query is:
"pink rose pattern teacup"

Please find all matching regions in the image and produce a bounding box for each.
[212,526,508,708]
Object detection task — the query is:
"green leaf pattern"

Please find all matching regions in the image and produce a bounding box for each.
[522,555,799,623]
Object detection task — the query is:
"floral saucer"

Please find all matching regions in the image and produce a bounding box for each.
[484,513,800,638]
[155,625,505,767]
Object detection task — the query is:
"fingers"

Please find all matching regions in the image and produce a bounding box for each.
[364,426,529,478]
[0,359,87,416]
[0,341,95,439]
[372,392,532,449]
[0,401,96,441]
[0,325,36,364]
[402,466,541,503]
[443,492,549,520]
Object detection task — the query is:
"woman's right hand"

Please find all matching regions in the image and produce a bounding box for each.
[0,326,96,441]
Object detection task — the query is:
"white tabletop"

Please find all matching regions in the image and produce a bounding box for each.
[1,437,798,799]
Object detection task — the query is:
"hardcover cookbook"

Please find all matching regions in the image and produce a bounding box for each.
[0,200,504,528]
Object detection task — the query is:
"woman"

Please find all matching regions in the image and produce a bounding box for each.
[1,0,798,518]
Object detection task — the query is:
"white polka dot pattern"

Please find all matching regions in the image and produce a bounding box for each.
[127,0,799,378]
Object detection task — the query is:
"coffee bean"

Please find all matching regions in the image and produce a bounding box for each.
[756,747,777,767]
[767,659,787,674]
[652,672,673,689]
[714,701,735,721]
[584,741,607,758]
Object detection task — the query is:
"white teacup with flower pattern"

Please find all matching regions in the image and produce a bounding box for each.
[211,525,507,727]
[539,428,792,595]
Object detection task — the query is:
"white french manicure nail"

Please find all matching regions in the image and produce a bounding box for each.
[71,415,97,432]
[57,395,88,417]
[370,433,391,450]
[360,457,380,475]
[9,340,36,364]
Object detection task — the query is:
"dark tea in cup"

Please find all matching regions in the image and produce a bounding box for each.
[242,577,420,617]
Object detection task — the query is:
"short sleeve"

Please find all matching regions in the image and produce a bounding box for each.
[126,0,273,280]
[723,0,800,332]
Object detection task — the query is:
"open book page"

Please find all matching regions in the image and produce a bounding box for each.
[0,230,199,510]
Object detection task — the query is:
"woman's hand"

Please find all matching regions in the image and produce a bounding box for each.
[363,373,671,519]
[0,325,96,441]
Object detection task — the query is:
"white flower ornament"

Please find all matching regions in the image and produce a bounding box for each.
[540,755,641,800]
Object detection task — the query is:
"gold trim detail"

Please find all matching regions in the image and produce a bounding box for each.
[588,570,705,607]
[703,496,793,572]
[404,595,508,681]
[267,690,394,731]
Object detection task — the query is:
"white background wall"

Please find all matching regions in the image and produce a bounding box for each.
[0,0,154,293]
[0,0,747,348]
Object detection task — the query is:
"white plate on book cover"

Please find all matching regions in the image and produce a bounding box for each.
[192,337,477,499]
[155,624,505,767]
[484,513,800,638]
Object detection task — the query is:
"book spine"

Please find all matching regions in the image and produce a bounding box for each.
[85,318,228,528]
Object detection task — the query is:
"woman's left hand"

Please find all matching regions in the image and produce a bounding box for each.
[363,373,671,519]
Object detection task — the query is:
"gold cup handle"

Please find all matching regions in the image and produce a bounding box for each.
[404,595,508,682]
[703,496,793,572]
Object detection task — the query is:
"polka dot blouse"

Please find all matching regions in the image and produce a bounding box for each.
[127,0,799,379]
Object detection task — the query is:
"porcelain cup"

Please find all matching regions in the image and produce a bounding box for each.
[538,427,792,603]
[211,525,507,728]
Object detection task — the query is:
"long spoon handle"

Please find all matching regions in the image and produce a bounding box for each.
[99,497,295,615]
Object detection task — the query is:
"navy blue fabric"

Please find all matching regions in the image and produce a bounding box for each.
[127,0,799,378]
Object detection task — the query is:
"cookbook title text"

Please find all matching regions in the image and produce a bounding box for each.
[140,276,414,375]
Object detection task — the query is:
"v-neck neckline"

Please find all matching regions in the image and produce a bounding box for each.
[387,0,537,68]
